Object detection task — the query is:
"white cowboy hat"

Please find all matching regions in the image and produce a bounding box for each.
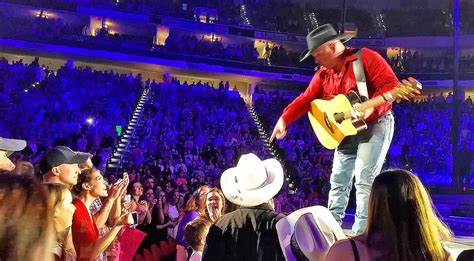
[276,206,346,260]
[220,153,283,207]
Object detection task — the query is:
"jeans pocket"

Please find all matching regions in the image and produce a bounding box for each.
[366,118,390,142]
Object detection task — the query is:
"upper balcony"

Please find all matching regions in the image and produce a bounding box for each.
[0,0,473,89]
[2,0,473,37]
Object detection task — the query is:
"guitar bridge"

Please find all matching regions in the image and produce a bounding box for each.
[352,119,368,132]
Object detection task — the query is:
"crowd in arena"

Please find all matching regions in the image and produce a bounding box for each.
[1,55,472,202]
[0,38,472,259]
[8,0,474,37]
[161,34,259,63]
[1,5,474,72]
[0,57,141,172]
[387,50,474,73]
[7,0,474,36]
[0,0,473,260]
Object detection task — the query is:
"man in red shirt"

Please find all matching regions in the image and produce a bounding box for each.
[271,24,417,235]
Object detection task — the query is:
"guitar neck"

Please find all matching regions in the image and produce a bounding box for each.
[357,95,390,112]
[335,81,420,122]
[339,88,397,121]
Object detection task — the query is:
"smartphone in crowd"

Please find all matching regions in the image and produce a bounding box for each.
[124,194,131,204]
[130,212,138,227]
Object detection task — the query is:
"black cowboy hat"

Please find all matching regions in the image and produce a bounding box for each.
[299,24,353,62]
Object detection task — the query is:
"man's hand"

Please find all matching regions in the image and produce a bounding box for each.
[400,77,422,99]
[270,117,287,143]
[351,103,374,120]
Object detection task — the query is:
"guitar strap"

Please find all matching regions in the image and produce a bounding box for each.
[352,49,369,101]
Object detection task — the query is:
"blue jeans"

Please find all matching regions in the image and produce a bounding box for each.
[327,111,394,235]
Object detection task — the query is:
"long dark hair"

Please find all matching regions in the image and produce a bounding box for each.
[366,169,452,261]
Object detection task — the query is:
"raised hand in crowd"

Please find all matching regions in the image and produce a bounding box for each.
[137,199,152,224]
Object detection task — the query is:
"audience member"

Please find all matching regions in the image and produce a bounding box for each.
[204,187,226,222]
[40,146,91,186]
[0,174,53,261]
[185,218,213,261]
[0,137,27,171]
[202,153,286,261]
[176,185,210,247]
[45,183,77,260]
[326,169,453,260]
[130,181,144,212]
[12,160,35,175]
[71,168,130,260]
[456,141,473,191]
[89,172,129,261]
[167,190,181,238]
[276,206,347,260]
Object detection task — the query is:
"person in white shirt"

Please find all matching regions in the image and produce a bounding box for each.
[167,190,181,238]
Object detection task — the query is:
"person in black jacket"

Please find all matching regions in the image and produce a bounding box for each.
[456,141,473,191]
[202,153,286,261]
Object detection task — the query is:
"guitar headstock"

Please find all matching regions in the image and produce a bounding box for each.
[391,77,422,101]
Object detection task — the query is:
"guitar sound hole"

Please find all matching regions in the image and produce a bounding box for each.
[334,112,345,123]
[323,112,335,133]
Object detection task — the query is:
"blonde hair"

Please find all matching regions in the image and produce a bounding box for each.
[45,183,70,229]
[0,174,54,261]
[184,218,212,251]
[366,169,452,261]
[184,185,210,214]
[45,183,74,258]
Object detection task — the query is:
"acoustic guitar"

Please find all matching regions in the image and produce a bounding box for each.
[308,81,421,149]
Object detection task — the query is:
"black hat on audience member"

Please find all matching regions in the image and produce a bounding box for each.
[39,146,91,174]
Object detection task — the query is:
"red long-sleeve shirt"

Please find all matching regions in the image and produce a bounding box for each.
[281,47,399,125]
